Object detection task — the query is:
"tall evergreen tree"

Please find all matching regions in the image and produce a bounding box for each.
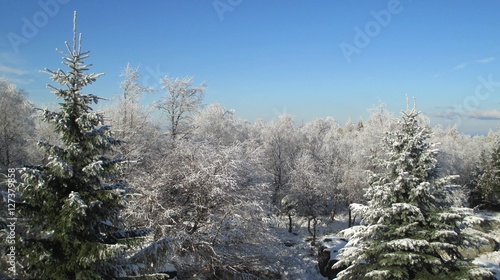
[335,101,493,279]
[17,13,169,279]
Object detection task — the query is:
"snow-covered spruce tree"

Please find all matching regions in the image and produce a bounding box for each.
[18,13,169,279]
[335,101,493,279]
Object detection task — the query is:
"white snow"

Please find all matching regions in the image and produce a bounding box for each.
[266,215,349,279]
[323,238,349,261]
[471,211,500,279]
[473,251,500,279]
[385,238,429,251]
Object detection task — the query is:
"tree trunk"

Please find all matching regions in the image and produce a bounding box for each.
[288,213,293,233]
[348,200,356,227]
[330,199,337,221]
[348,212,357,227]
[348,207,353,227]
[312,217,317,246]
[307,217,313,236]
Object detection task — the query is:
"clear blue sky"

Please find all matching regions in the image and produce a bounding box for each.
[1,0,499,134]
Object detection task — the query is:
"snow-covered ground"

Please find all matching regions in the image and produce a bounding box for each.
[268,215,349,279]
[271,211,500,280]
[474,251,500,279]
[473,211,500,279]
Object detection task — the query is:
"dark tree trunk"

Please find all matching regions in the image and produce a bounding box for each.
[312,217,317,246]
[330,199,338,221]
[308,217,318,245]
[348,200,357,227]
[330,208,336,221]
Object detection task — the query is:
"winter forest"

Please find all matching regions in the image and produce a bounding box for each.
[1,13,500,280]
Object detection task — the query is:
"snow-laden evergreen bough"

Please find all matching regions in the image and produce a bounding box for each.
[17,12,171,279]
[334,101,494,279]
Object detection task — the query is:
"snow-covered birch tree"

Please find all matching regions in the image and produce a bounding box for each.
[155,76,205,141]
[105,64,160,163]
[115,64,155,136]
[335,101,493,279]
[263,115,300,207]
[0,79,35,171]
[191,103,241,145]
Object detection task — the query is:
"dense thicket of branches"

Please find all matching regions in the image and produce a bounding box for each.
[469,141,500,211]
[0,80,35,172]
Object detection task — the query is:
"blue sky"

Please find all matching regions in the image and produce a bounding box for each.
[1,0,499,134]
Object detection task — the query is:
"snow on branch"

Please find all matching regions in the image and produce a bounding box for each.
[381,252,427,266]
[339,225,367,240]
[437,212,462,222]
[64,191,88,216]
[47,154,74,178]
[37,141,64,157]
[365,269,392,278]
[82,160,104,176]
[85,125,110,137]
[432,230,458,240]
[19,166,46,189]
[39,108,62,123]
[350,203,368,218]
[385,238,430,252]
[130,237,176,266]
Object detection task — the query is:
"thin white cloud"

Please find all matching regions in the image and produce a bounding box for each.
[433,109,500,120]
[0,65,28,76]
[451,63,467,71]
[434,56,496,78]
[4,76,35,85]
[0,51,22,65]
[466,110,500,120]
[432,111,460,120]
[476,57,496,64]
[0,56,33,85]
